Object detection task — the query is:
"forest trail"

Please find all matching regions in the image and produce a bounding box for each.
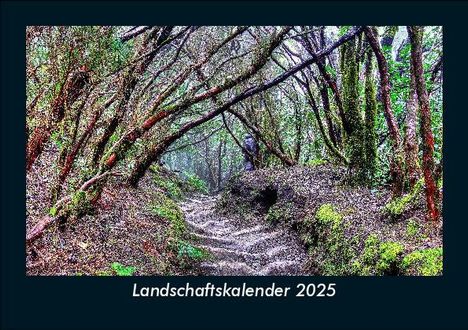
[180,194,308,275]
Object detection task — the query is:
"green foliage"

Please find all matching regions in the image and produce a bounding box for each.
[312,204,353,275]
[405,218,420,238]
[351,234,381,276]
[177,240,208,261]
[49,206,58,217]
[108,131,120,147]
[307,158,327,167]
[148,190,208,270]
[315,204,342,225]
[175,240,210,269]
[184,172,208,194]
[385,178,424,217]
[352,234,405,276]
[324,64,337,79]
[338,26,352,37]
[148,193,186,240]
[108,36,133,72]
[50,131,63,149]
[401,247,443,276]
[377,241,405,273]
[111,262,136,276]
[362,234,380,265]
[153,174,183,200]
[266,203,293,224]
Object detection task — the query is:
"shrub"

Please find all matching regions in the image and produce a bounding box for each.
[401,248,443,276]
[377,242,405,274]
[352,235,405,276]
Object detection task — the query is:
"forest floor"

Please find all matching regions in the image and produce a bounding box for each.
[26,146,442,276]
[180,195,307,275]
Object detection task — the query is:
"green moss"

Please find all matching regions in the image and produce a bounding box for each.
[72,190,86,205]
[50,130,63,149]
[364,50,378,182]
[49,206,58,217]
[406,218,420,238]
[315,204,342,225]
[312,204,353,275]
[351,260,372,276]
[377,241,405,273]
[341,38,366,182]
[385,178,424,217]
[362,234,380,265]
[352,235,405,276]
[149,193,186,240]
[402,248,443,276]
[150,166,184,200]
[307,159,327,167]
[65,190,92,217]
[153,175,183,200]
[147,191,209,270]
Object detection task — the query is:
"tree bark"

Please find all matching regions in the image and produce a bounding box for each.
[404,56,421,189]
[364,49,378,182]
[26,68,89,171]
[408,26,440,221]
[364,26,405,196]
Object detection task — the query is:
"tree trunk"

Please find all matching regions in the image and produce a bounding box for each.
[404,57,421,189]
[408,26,440,221]
[364,26,405,196]
[26,68,89,171]
[364,49,378,182]
[341,38,366,181]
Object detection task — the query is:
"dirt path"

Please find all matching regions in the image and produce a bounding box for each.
[180,194,308,275]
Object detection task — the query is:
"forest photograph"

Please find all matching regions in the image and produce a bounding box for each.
[25,25,443,276]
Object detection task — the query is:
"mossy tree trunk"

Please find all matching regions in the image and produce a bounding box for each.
[404,54,422,189]
[364,27,405,196]
[408,26,440,221]
[341,38,366,181]
[364,49,378,183]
